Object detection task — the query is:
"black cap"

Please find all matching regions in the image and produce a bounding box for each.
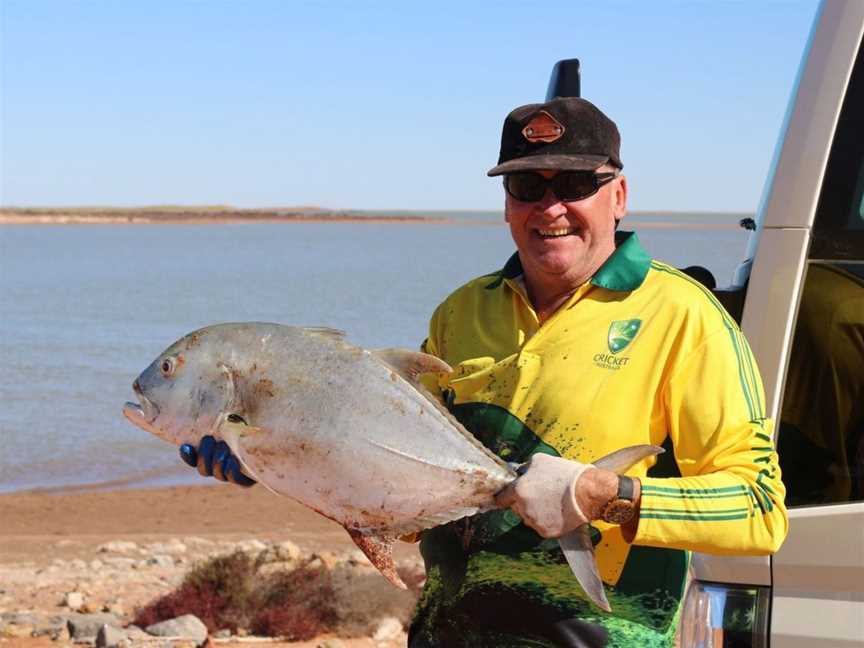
[487,97,622,176]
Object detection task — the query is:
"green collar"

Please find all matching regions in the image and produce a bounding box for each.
[486,231,651,292]
[591,231,652,291]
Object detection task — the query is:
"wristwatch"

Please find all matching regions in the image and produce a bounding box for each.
[600,475,637,525]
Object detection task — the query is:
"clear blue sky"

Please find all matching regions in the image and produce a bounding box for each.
[1,1,819,212]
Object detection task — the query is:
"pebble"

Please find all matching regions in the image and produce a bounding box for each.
[146,554,175,568]
[235,539,268,554]
[145,614,208,643]
[183,536,215,549]
[101,557,137,569]
[95,623,125,648]
[317,639,346,648]
[66,613,122,641]
[146,539,187,555]
[98,540,139,554]
[64,591,85,610]
[372,616,404,641]
[258,539,302,564]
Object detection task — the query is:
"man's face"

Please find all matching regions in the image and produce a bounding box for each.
[504,167,627,290]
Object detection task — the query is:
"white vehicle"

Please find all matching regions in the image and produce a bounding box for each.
[550,2,863,645]
[677,1,864,646]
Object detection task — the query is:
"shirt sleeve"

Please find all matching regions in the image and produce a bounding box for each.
[634,325,789,555]
[418,302,446,397]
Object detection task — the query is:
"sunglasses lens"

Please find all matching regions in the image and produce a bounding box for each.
[553,173,597,201]
[505,174,546,202]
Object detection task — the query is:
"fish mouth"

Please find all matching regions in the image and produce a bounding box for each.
[123,381,160,428]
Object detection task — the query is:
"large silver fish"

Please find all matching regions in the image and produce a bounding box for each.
[123,322,661,611]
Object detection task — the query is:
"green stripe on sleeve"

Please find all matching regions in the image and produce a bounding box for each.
[640,511,751,522]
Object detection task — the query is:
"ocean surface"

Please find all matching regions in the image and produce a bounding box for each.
[0,211,751,493]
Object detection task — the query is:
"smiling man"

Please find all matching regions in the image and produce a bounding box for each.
[406,97,789,647]
[179,97,789,648]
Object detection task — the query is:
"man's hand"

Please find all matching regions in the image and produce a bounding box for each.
[495,453,591,538]
[179,435,256,487]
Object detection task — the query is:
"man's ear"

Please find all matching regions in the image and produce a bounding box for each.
[612,175,628,222]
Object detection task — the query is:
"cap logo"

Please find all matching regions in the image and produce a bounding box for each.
[522,110,564,143]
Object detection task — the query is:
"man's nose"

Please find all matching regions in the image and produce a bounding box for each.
[536,189,566,217]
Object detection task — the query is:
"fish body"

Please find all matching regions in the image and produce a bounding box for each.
[123,322,661,610]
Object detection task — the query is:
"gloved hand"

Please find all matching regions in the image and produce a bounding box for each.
[179,435,256,487]
[495,453,591,538]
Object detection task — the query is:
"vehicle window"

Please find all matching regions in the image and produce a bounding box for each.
[778,39,864,507]
[810,38,864,259]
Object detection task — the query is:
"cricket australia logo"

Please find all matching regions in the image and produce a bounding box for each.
[594,319,642,370]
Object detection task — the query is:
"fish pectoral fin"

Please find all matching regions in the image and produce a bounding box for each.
[346,529,406,590]
[372,348,453,382]
[214,416,277,494]
[558,525,611,613]
[593,444,665,474]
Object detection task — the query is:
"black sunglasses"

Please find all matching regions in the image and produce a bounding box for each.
[503,171,619,203]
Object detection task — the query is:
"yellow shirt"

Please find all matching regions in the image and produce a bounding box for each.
[411,232,788,648]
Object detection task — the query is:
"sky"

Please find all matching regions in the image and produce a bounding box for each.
[1,1,820,212]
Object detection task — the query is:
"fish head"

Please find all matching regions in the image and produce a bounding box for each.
[123,327,234,446]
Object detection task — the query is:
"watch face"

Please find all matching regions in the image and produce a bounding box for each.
[603,500,636,525]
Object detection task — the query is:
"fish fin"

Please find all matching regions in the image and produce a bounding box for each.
[215,417,279,496]
[303,327,346,341]
[372,348,453,382]
[593,444,665,474]
[372,350,514,476]
[558,525,611,613]
[346,530,406,589]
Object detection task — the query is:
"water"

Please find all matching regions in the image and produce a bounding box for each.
[0,214,750,493]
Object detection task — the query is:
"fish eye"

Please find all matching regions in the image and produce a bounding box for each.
[160,357,177,377]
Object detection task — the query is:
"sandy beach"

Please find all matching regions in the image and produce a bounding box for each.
[0,484,422,647]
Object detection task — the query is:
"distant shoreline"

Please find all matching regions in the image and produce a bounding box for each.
[0,206,747,228]
[0,207,453,225]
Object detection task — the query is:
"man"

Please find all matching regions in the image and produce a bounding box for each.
[183,97,788,647]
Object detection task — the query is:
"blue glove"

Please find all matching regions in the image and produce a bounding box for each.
[179,435,256,487]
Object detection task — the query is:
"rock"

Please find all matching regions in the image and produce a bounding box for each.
[66,613,122,641]
[98,541,139,553]
[213,628,232,638]
[33,619,69,641]
[146,554,175,568]
[373,616,404,641]
[183,536,214,549]
[145,614,208,643]
[347,549,372,566]
[146,539,187,555]
[69,558,87,570]
[258,539,303,564]
[313,550,341,570]
[102,557,137,569]
[317,640,346,648]
[102,601,125,616]
[64,591,85,610]
[0,623,34,638]
[90,559,104,570]
[0,613,41,626]
[235,539,268,555]
[95,624,126,648]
